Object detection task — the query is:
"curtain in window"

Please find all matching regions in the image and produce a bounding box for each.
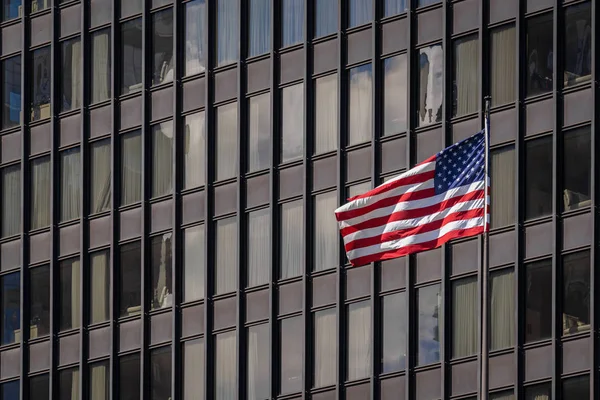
[185,0,206,75]
[315,0,336,37]
[314,192,337,271]
[184,225,205,302]
[382,293,407,373]
[91,31,110,103]
[349,65,373,145]
[281,83,304,162]
[90,363,108,400]
[248,209,270,287]
[61,149,81,222]
[31,158,50,229]
[216,103,238,180]
[91,141,111,214]
[247,324,269,400]
[249,0,270,57]
[563,251,590,335]
[217,0,238,66]
[454,37,478,116]
[384,55,407,135]
[184,339,204,399]
[490,269,515,350]
[281,317,303,394]
[385,0,407,17]
[282,0,303,47]
[152,123,173,197]
[1,166,20,237]
[216,218,237,294]
[491,147,515,228]
[280,201,304,279]
[248,94,270,172]
[315,74,337,154]
[349,0,372,28]
[491,26,516,106]
[90,252,108,324]
[314,309,337,387]
[70,40,82,110]
[452,278,477,358]
[184,112,205,189]
[216,332,237,400]
[347,301,371,380]
[121,132,142,205]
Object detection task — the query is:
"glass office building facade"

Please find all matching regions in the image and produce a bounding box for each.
[0,0,596,399]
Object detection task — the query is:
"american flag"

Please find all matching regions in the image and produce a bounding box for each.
[335,130,490,267]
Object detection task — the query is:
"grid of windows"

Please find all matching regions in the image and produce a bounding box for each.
[0,0,596,399]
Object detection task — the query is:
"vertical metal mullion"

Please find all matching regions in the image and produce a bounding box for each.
[591,0,599,398]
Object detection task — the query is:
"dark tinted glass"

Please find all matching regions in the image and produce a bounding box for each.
[315,0,336,37]
[382,292,406,372]
[59,258,81,331]
[119,354,140,400]
[90,251,109,324]
[525,136,552,219]
[120,242,141,317]
[562,251,590,335]
[217,0,239,66]
[1,380,19,399]
[563,127,591,212]
[417,44,443,127]
[525,259,552,342]
[526,13,553,97]
[524,383,550,400]
[563,375,590,398]
[29,374,49,400]
[31,47,51,122]
[490,146,515,228]
[61,38,82,112]
[249,0,270,57]
[152,9,174,86]
[121,19,143,94]
[564,2,591,87]
[89,362,109,400]
[248,93,270,171]
[2,0,21,21]
[491,25,516,106]
[349,0,372,27]
[150,347,172,400]
[247,324,270,398]
[90,140,111,214]
[184,225,205,301]
[280,316,303,394]
[150,234,172,310]
[452,35,478,117]
[1,272,20,345]
[2,56,21,129]
[30,265,50,337]
[282,0,303,47]
[185,0,206,76]
[1,165,21,237]
[417,284,441,365]
[58,368,80,400]
[384,55,407,135]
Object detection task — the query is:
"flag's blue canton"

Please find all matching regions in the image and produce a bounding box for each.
[433,130,486,195]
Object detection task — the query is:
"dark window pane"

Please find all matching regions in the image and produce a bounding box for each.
[525,383,550,400]
[119,354,140,400]
[347,300,371,380]
[2,56,21,129]
[216,217,237,294]
[184,225,205,301]
[249,0,270,57]
[217,0,239,66]
[90,140,111,214]
[152,9,173,86]
[525,136,552,219]
[282,0,303,47]
[417,283,441,366]
[151,122,173,197]
[1,165,21,237]
[248,209,270,287]
[349,64,372,145]
[563,127,591,211]
[563,375,589,398]
[490,390,515,400]
[248,93,270,171]
[526,13,553,97]
[382,292,406,373]
[452,36,478,117]
[525,259,552,342]
[281,316,303,394]
[89,361,109,400]
[60,148,81,222]
[121,131,142,205]
[216,102,238,180]
[491,25,516,106]
[2,0,21,21]
[61,38,82,112]
[247,324,269,398]
[452,277,477,358]
[59,368,80,400]
[314,74,338,154]
[121,19,143,95]
[1,272,20,345]
[184,112,206,189]
[313,308,336,387]
[185,0,206,76]
[384,55,407,135]
[385,0,407,17]
[418,0,440,6]
[215,331,237,400]
[183,338,204,399]
[120,242,141,317]
[417,44,443,127]
[31,47,51,122]
[564,3,591,87]
[349,0,372,28]
[1,380,19,399]
[490,146,515,228]
[563,251,590,335]
[314,191,337,271]
[280,200,304,279]
[30,265,50,337]
[30,374,49,400]
[490,268,515,350]
[59,258,81,331]
[281,83,304,162]
[150,234,172,310]
[315,0,336,37]
[31,157,51,229]
[90,251,109,324]
[150,347,171,400]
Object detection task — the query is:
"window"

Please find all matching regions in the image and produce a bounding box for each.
[385,0,407,17]
[89,362,109,400]
[151,122,173,197]
[1,272,19,345]
[280,200,304,279]
[384,55,407,135]
[184,225,205,302]
[216,217,237,294]
[382,292,407,373]
[61,38,82,112]
[280,316,303,394]
[314,192,338,271]
[281,83,304,162]
[30,265,50,338]
[490,147,515,228]
[91,30,111,104]
[452,277,477,358]
[417,284,441,365]
[2,56,21,128]
[348,181,372,199]
[525,383,550,400]
[216,102,238,180]
[152,9,173,86]
[120,242,141,317]
[315,0,336,37]
[183,339,204,400]
[248,208,270,287]
[418,0,440,6]
[121,19,143,94]
[526,13,553,97]
[119,354,140,400]
[525,259,552,342]
[490,391,515,400]
[349,64,373,145]
[215,331,237,400]
[491,25,516,106]
[60,148,81,222]
[247,324,269,399]
[2,0,21,21]
[417,44,443,127]
[563,375,590,398]
[217,0,239,66]
[313,308,336,387]
[563,127,591,211]
[347,300,371,380]
[1,165,20,237]
[185,0,206,76]
[184,112,206,189]
[31,157,51,229]
[90,140,111,214]
[563,251,590,335]
[150,347,171,400]
[90,251,109,324]
[29,374,49,400]
[282,0,303,47]
[59,258,81,331]
[349,0,372,28]
[525,136,552,219]
[564,3,591,87]
[121,131,142,205]
[1,380,19,399]
[58,368,79,400]
[314,74,338,154]
[249,0,270,57]
[248,93,270,172]
[120,0,141,17]
[150,234,172,310]
[452,36,478,117]
[31,47,51,121]
[490,269,515,350]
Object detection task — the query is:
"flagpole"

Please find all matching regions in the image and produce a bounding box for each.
[481,96,491,399]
